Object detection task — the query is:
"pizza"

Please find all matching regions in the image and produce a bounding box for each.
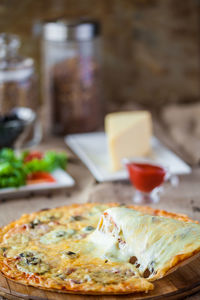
[0,202,200,295]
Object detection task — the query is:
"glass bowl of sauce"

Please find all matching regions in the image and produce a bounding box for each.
[124,159,168,204]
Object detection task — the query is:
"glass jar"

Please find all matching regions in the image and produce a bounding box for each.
[42,19,103,135]
[0,33,38,115]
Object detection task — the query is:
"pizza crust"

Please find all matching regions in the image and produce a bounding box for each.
[0,271,153,295]
[156,250,200,280]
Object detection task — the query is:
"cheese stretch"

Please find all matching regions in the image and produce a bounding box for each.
[89,207,200,280]
[105,111,152,171]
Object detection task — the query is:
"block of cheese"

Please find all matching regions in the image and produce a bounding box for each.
[105,111,152,171]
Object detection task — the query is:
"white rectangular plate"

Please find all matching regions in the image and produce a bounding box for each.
[0,169,75,198]
[65,132,191,182]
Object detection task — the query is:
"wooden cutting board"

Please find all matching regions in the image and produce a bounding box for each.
[1,256,200,300]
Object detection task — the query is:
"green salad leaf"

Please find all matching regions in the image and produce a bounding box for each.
[0,148,68,189]
[25,151,68,174]
[0,148,26,188]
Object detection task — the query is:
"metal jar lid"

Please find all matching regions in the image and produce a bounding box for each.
[43,19,100,42]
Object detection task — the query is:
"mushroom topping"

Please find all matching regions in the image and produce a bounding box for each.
[17,251,49,274]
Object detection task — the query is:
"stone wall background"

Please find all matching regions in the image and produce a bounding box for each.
[0,0,200,108]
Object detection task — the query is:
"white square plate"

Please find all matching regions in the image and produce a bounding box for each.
[65,132,191,182]
[0,169,75,198]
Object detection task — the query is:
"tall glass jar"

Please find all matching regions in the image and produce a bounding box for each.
[0,34,38,115]
[42,19,102,135]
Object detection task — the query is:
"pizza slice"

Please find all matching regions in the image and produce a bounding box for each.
[89,207,200,281]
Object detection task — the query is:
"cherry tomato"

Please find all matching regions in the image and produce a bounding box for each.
[27,172,56,184]
[24,151,43,162]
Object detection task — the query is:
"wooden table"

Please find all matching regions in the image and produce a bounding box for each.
[0,136,200,300]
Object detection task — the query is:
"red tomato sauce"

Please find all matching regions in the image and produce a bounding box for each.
[126,163,166,193]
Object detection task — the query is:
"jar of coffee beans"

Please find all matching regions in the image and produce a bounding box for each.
[42,19,103,135]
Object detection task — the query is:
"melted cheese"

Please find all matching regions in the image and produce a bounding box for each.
[89,207,200,279]
[40,228,75,245]
[4,233,29,247]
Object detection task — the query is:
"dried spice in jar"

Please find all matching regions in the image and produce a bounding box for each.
[42,19,103,135]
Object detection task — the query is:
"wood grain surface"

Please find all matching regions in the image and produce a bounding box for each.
[1,256,200,300]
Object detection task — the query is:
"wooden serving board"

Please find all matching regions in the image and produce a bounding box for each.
[1,256,200,300]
